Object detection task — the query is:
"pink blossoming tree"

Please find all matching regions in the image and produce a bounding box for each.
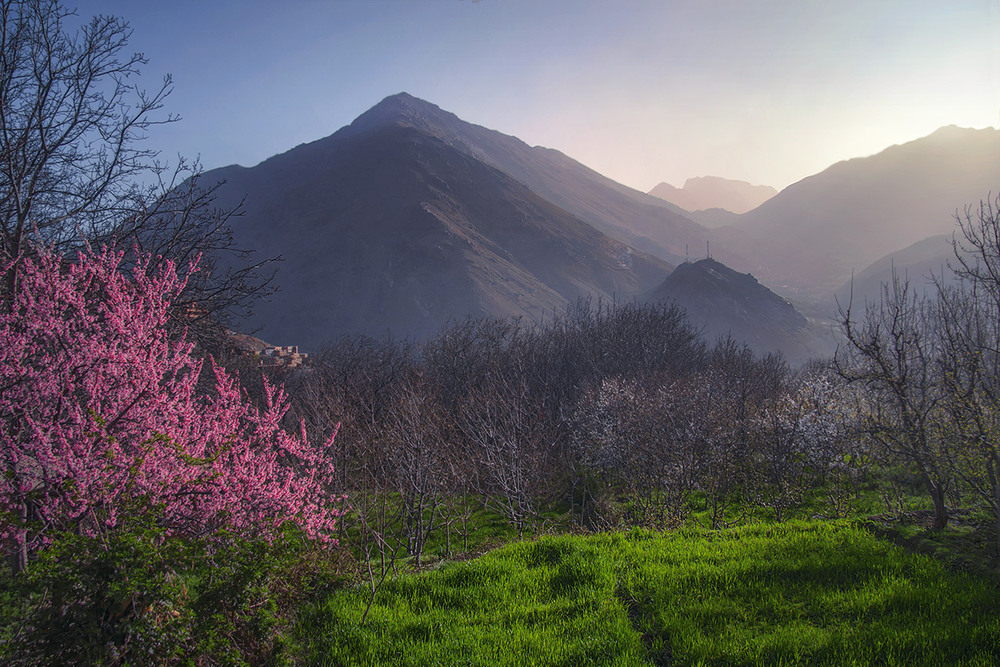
[1,245,342,571]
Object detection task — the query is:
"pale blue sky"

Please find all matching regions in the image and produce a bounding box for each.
[82,0,998,190]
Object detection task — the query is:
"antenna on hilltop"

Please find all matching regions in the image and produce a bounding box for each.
[685,244,689,263]
[706,241,711,259]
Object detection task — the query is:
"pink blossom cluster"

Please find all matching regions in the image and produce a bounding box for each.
[0,246,342,554]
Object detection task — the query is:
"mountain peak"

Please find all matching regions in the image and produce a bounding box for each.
[646,257,812,360]
[649,176,777,214]
[348,92,458,135]
[204,92,677,349]
[371,91,438,115]
[668,258,766,291]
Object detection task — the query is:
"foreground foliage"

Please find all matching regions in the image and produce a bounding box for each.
[0,244,345,662]
[0,520,343,665]
[1,246,342,570]
[297,521,1000,666]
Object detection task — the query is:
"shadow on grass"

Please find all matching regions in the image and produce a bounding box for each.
[862,509,1000,579]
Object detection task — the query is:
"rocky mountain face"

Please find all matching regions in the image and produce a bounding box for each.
[713,125,1000,299]
[342,93,718,265]
[649,176,777,215]
[204,95,674,350]
[645,258,829,363]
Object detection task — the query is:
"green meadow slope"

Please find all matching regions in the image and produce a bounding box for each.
[296,521,1000,666]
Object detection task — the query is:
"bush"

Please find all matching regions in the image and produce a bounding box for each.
[0,512,345,665]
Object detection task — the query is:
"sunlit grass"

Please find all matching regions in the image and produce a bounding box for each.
[297,521,1000,665]
[618,522,999,664]
[298,534,644,666]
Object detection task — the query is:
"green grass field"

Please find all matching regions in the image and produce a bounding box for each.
[296,521,1000,666]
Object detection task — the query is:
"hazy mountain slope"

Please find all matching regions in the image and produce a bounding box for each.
[343,93,719,266]
[686,207,743,229]
[831,234,960,310]
[205,122,672,350]
[645,258,830,362]
[715,125,1000,298]
[649,176,777,214]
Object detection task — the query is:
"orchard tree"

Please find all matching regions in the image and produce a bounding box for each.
[837,272,951,529]
[457,364,552,534]
[936,193,1000,552]
[384,373,455,564]
[571,375,698,528]
[747,363,819,522]
[793,371,871,518]
[694,340,766,527]
[0,245,342,572]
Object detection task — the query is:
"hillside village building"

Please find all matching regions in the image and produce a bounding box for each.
[228,331,310,369]
[260,345,308,369]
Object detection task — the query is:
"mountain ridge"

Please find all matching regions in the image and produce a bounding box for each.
[204,112,674,350]
[649,176,778,215]
[714,124,1000,297]
[334,93,718,266]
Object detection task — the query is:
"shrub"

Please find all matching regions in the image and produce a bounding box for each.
[0,514,344,665]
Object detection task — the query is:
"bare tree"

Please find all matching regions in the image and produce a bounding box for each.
[0,0,275,350]
[935,193,1000,552]
[0,0,171,277]
[457,363,552,535]
[836,271,952,529]
[384,372,456,565]
[109,164,276,352]
[289,335,415,543]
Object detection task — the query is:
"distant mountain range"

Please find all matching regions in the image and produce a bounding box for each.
[713,125,1000,299]
[649,177,777,215]
[203,93,996,362]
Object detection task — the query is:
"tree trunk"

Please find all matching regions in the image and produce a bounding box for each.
[8,538,28,575]
[930,483,949,530]
[993,458,1000,558]
[9,504,28,574]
